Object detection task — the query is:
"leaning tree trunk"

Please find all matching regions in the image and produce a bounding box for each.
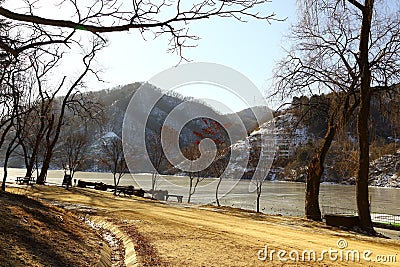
[37,153,52,184]
[37,115,55,184]
[215,177,222,207]
[2,136,17,191]
[356,0,375,234]
[213,158,224,207]
[305,123,336,221]
[25,131,44,178]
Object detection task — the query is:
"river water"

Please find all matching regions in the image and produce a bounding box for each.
[3,168,400,217]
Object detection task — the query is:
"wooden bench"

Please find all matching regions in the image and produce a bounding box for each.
[324,214,359,228]
[166,194,183,203]
[16,177,36,185]
[77,180,107,190]
[115,186,135,197]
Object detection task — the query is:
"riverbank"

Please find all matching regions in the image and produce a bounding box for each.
[4,168,400,217]
[5,184,400,266]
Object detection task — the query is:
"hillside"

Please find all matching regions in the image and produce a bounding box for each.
[4,83,271,174]
[3,83,399,188]
[226,94,400,187]
[0,191,103,267]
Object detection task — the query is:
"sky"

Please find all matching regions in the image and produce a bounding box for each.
[5,0,298,112]
[95,0,297,112]
[96,1,297,87]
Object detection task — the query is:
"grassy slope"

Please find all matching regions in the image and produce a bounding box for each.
[0,190,102,267]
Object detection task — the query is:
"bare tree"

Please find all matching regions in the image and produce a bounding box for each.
[0,1,277,59]
[100,135,128,195]
[55,130,89,179]
[182,143,203,203]
[147,130,166,196]
[0,41,34,190]
[1,0,279,191]
[193,119,229,206]
[1,80,25,191]
[250,150,272,213]
[34,39,105,184]
[274,0,400,233]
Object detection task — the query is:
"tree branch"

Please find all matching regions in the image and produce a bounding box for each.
[346,0,364,11]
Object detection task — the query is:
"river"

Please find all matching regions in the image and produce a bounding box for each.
[2,168,400,217]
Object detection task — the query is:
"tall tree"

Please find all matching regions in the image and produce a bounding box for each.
[1,63,28,190]
[355,0,375,233]
[55,130,89,179]
[34,39,104,184]
[274,0,400,232]
[146,125,176,195]
[193,119,229,206]
[100,135,128,195]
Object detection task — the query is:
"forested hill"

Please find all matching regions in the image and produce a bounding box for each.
[4,83,272,172]
[229,92,400,187]
[3,84,399,187]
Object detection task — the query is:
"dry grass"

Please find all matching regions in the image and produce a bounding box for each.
[0,190,102,267]
[6,185,400,266]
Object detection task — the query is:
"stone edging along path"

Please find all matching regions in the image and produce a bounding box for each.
[84,216,139,267]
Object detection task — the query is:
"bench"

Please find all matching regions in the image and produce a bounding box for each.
[77,180,107,190]
[166,194,183,203]
[324,214,359,228]
[16,177,36,185]
[115,186,135,196]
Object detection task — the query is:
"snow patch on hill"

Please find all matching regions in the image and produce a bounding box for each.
[369,149,400,188]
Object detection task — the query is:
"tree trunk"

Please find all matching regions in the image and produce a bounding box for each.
[24,119,47,177]
[151,171,157,198]
[113,173,117,196]
[37,153,51,184]
[37,114,56,184]
[305,123,336,221]
[20,142,30,175]
[2,164,8,191]
[188,175,193,203]
[25,156,35,178]
[357,96,374,232]
[256,187,261,213]
[355,0,375,234]
[2,137,17,191]
[215,177,222,206]
[25,132,44,177]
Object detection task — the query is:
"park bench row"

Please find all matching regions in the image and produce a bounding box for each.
[77,180,145,197]
[14,176,183,202]
[16,177,36,185]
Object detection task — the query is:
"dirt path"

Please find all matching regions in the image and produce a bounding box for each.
[16,185,400,266]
